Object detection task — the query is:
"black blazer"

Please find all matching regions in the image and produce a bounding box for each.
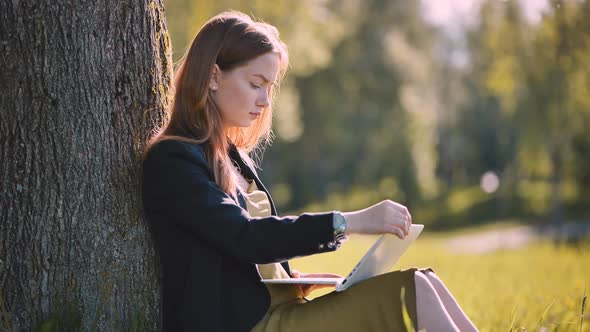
[142,139,338,331]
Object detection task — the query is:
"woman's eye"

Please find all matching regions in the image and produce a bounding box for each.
[250,83,261,89]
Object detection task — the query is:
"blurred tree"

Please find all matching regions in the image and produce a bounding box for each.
[516,0,590,222]
[435,0,531,220]
[568,0,590,204]
[448,0,590,222]
[0,0,170,329]
[264,0,436,210]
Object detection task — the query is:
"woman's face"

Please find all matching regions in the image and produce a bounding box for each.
[210,52,280,129]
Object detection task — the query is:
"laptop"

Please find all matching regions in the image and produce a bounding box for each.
[262,224,424,292]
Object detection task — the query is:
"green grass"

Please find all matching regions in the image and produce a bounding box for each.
[290,225,590,331]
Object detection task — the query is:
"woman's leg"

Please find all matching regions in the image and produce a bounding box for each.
[259,269,426,331]
[255,269,474,332]
[424,271,478,332]
[414,271,459,332]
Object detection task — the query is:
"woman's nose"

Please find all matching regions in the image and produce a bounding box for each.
[257,91,270,108]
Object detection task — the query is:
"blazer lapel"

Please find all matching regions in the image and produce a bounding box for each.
[228,144,278,216]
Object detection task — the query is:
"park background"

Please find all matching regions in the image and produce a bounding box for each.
[1,0,589,330]
[165,0,590,330]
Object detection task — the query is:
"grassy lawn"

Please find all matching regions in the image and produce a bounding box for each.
[290,225,590,331]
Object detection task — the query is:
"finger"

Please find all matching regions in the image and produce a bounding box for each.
[386,209,409,225]
[388,209,411,226]
[401,212,412,234]
[301,285,309,294]
[291,269,300,278]
[303,285,314,297]
[385,215,409,235]
[390,219,408,236]
[385,224,406,239]
[389,211,408,220]
[404,215,411,235]
[403,211,412,233]
[313,284,335,291]
[403,219,410,235]
[395,226,405,239]
[394,208,412,225]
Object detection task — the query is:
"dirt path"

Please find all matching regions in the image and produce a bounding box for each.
[445,221,590,254]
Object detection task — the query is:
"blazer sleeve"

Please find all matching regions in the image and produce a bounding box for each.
[142,139,338,264]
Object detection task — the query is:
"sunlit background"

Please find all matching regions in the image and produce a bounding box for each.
[164,0,589,329]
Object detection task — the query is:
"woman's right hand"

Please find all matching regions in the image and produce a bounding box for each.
[341,200,411,239]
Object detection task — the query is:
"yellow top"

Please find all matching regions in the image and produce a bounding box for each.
[241,178,302,307]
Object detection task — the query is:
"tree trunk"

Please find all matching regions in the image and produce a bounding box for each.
[0,0,171,330]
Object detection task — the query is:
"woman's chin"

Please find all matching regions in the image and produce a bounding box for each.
[225,121,254,130]
[241,119,257,127]
[229,124,253,130]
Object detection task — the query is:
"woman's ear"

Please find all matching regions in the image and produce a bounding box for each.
[209,64,221,91]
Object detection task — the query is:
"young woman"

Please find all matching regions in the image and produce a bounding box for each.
[142,11,478,332]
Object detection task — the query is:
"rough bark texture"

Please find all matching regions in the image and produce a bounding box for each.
[0,0,171,330]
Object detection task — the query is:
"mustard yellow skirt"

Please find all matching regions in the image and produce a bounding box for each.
[252,268,430,332]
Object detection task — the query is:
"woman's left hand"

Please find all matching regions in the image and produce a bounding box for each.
[291,269,343,297]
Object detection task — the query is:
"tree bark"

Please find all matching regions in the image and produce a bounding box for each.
[0,0,171,330]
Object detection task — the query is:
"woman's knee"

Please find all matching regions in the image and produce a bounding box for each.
[414,271,459,331]
[414,271,446,310]
[423,271,455,296]
[424,270,442,282]
[414,271,437,298]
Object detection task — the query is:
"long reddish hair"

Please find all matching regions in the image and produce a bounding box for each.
[146,11,289,197]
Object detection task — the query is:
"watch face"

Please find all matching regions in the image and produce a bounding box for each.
[333,213,346,230]
[332,213,348,243]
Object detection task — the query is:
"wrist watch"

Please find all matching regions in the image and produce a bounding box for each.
[332,211,348,244]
